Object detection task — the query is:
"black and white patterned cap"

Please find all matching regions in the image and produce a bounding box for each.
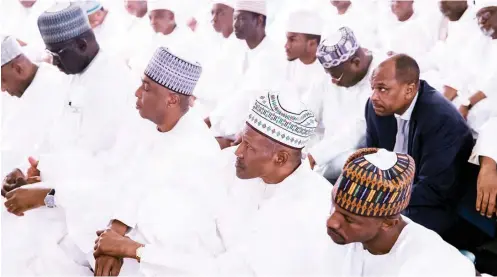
[317,26,359,69]
[37,2,92,44]
[144,47,202,96]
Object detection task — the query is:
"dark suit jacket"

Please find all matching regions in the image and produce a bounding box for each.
[365,80,477,235]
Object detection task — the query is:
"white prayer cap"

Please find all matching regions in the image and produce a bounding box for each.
[246,88,317,149]
[1,36,23,66]
[286,10,322,36]
[147,0,177,13]
[74,1,103,15]
[234,0,266,16]
[212,0,235,8]
[475,0,497,9]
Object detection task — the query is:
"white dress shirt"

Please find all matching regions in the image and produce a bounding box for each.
[469,116,497,165]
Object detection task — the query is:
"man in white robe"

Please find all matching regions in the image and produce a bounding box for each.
[0,0,55,62]
[316,0,381,51]
[469,116,497,218]
[377,0,443,90]
[0,36,69,177]
[327,148,476,276]
[1,35,92,276]
[191,0,243,118]
[88,47,225,276]
[93,88,335,276]
[283,9,327,99]
[205,0,287,149]
[440,0,497,138]
[305,27,380,182]
[2,4,139,274]
[76,1,128,54]
[127,0,196,76]
[117,0,153,65]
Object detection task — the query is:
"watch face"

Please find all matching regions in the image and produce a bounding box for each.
[44,195,56,208]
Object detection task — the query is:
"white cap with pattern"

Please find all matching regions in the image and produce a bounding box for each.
[246,89,317,149]
[144,47,202,96]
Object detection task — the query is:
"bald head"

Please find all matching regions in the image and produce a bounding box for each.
[1,54,38,97]
[390,54,420,87]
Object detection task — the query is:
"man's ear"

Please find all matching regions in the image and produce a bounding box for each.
[167,92,180,107]
[380,216,400,231]
[274,151,289,166]
[405,83,416,100]
[75,38,88,52]
[257,15,264,27]
[13,62,23,76]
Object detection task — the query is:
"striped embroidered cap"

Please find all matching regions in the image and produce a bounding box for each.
[247,89,317,149]
[144,47,202,96]
[37,2,92,44]
[333,148,416,217]
[317,26,359,69]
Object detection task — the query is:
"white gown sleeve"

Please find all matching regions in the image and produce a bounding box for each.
[469,117,497,165]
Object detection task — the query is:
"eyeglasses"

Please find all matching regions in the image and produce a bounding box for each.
[45,45,70,59]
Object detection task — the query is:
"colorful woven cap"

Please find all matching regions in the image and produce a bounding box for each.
[246,90,317,149]
[333,148,416,217]
[144,47,202,96]
[38,2,91,44]
[317,26,359,69]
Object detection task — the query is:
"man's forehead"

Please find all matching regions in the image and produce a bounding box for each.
[477,6,497,16]
[213,3,231,11]
[243,125,268,143]
[372,63,395,80]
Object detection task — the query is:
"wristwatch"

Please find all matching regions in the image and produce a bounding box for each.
[461,98,473,110]
[44,189,56,208]
[136,245,145,262]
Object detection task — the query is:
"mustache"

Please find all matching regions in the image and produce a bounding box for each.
[235,158,244,168]
[327,227,344,239]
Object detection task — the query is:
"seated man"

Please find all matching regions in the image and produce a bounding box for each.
[327,148,476,276]
[1,35,69,178]
[305,26,379,182]
[3,46,224,276]
[94,89,335,276]
[366,54,475,235]
[470,116,497,218]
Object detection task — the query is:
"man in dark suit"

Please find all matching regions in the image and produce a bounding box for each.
[365,54,476,235]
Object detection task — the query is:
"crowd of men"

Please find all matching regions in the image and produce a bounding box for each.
[1,0,497,276]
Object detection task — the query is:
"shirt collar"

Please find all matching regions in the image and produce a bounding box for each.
[395,91,419,120]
